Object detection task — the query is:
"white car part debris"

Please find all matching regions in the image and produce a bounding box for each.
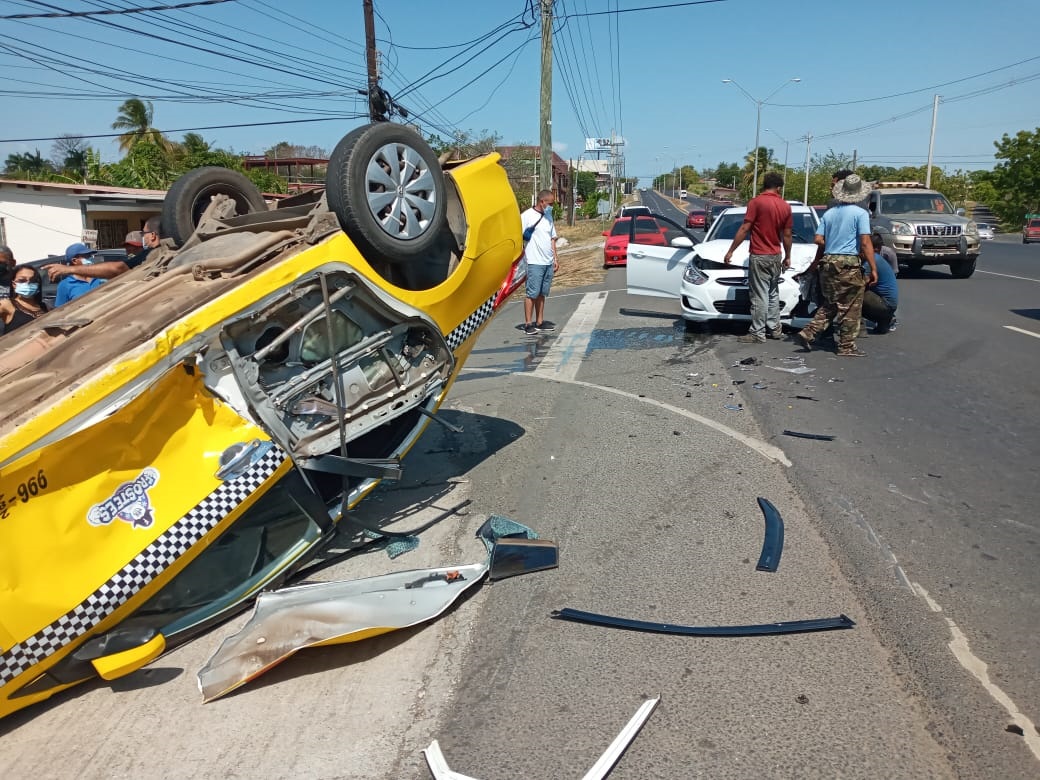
[422,697,660,780]
[765,365,815,375]
[198,563,488,702]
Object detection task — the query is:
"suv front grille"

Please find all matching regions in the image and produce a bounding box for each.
[916,224,961,236]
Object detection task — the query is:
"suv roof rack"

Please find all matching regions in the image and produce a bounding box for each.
[876,181,925,189]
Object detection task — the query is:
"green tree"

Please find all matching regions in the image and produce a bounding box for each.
[112,98,173,154]
[713,162,741,189]
[3,149,54,179]
[181,132,211,155]
[575,170,597,200]
[989,127,1040,223]
[107,142,173,189]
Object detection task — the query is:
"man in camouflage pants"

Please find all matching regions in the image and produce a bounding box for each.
[795,174,877,357]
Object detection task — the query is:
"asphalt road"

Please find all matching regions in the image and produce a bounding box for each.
[1,222,1037,778]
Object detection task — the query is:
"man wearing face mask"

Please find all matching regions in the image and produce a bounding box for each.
[54,243,106,306]
[44,216,162,284]
[0,246,15,299]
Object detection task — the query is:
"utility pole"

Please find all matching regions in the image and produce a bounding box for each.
[539,0,553,194]
[851,149,857,171]
[568,158,575,226]
[802,132,813,205]
[925,94,940,189]
[363,0,382,121]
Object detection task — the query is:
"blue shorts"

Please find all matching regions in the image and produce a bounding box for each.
[525,263,554,298]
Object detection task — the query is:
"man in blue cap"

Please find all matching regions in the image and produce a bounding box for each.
[54,243,106,306]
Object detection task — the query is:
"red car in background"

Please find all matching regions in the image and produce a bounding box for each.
[686,209,707,229]
[603,216,668,267]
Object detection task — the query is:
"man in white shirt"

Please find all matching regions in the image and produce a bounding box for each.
[519,189,559,335]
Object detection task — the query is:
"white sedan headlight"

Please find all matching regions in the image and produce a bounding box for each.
[890,221,915,237]
[683,262,708,285]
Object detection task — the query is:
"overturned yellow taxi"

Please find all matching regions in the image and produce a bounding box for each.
[0,123,523,719]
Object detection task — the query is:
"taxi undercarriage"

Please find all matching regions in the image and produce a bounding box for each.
[0,122,523,719]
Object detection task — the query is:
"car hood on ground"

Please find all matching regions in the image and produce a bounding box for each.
[693,239,816,276]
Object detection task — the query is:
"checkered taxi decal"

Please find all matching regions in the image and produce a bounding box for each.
[445,294,497,352]
[0,447,286,686]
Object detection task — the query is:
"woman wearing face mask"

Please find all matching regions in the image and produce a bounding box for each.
[1,265,48,334]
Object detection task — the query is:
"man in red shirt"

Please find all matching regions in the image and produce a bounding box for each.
[723,172,792,343]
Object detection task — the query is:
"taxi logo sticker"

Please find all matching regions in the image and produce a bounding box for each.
[87,468,160,529]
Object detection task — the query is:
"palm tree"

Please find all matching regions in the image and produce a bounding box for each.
[112,98,173,154]
[4,149,53,177]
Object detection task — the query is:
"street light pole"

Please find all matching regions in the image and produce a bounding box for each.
[765,128,790,198]
[802,132,813,205]
[723,77,800,197]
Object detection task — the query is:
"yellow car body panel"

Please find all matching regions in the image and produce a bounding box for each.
[0,151,521,720]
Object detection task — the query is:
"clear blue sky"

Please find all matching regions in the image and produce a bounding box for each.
[1,0,1037,183]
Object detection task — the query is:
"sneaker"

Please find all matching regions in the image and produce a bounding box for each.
[737,333,766,344]
[537,320,556,331]
[793,330,813,351]
[767,327,784,340]
[836,348,867,357]
[523,324,538,335]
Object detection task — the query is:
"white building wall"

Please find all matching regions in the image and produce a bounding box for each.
[0,189,86,261]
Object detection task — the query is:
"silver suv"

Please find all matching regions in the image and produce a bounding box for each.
[867,184,980,278]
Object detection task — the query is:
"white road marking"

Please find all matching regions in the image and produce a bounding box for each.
[533,292,609,382]
[913,583,1040,763]
[978,270,1040,283]
[464,367,790,466]
[1003,325,1040,340]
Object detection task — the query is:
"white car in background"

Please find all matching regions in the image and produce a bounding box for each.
[626,205,821,326]
[976,222,995,240]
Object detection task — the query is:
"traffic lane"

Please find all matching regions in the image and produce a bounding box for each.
[711,274,1040,774]
[975,239,1040,287]
[433,292,953,779]
[638,189,705,240]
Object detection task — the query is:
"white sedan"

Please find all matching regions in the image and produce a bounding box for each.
[627,205,820,326]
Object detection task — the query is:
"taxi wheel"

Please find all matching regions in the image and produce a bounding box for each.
[326,123,448,269]
[162,167,268,246]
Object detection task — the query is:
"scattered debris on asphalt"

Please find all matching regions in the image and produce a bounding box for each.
[738,356,760,365]
[782,430,836,441]
[796,694,810,705]
[550,608,856,636]
[423,697,660,780]
[792,395,819,401]
[752,383,768,390]
[733,380,746,385]
[724,404,744,411]
[755,498,785,573]
[827,377,845,383]
[766,365,815,375]
[198,563,489,702]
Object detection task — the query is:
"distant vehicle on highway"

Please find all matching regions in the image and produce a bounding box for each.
[679,189,688,199]
[627,204,821,327]
[615,204,652,219]
[686,209,706,229]
[1024,216,1040,244]
[976,223,995,240]
[603,215,669,268]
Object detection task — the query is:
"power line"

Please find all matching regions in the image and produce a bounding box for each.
[0,0,236,19]
[772,53,1040,108]
[561,0,726,17]
[0,114,367,144]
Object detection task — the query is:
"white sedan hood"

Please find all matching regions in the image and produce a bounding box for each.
[694,239,817,276]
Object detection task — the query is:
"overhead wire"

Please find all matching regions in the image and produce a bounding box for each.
[0,0,236,18]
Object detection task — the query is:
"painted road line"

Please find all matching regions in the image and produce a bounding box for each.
[463,367,791,467]
[1003,325,1040,340]
[533,291,609,383]
[978,270,1040,283]
[914,584,1040,764]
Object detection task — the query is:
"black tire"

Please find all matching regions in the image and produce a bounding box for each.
[162,167,268,246]
[326,123,447,269]
[950,259,976,279]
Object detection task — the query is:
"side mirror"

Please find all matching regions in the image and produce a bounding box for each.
[956,207,965,216]
[671,236,694,248]
[489,538,559,580]
[602,230,609,236]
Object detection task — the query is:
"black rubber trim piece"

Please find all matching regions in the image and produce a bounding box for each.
[755,497,784,572]
[551,608,855,637]
[782,429,836,441]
